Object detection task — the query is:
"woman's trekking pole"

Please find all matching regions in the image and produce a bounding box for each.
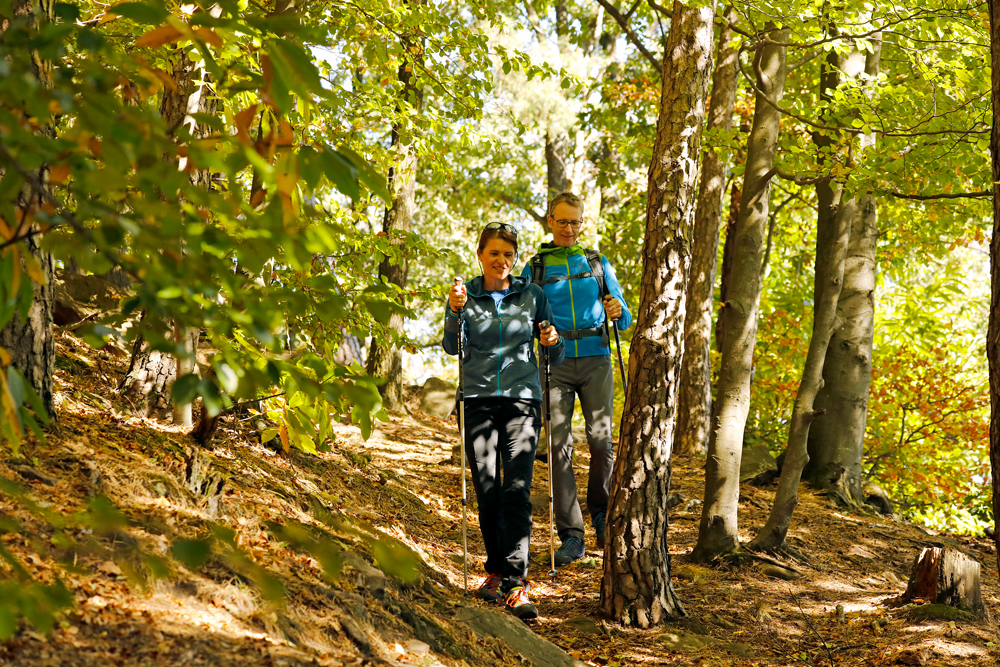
[540,320,557,579]
[454,277,469,595]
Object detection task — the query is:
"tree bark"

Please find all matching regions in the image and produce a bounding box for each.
[365,42,421,413]
[0,0,57,419]
[903,547,983,614]
[988,0,1000,579]
[691,27,788,562]
[807,38,882,504]
[674,7,739,458]
[599,0,715,627]
[714,178,740,352]
[749,178,851,552]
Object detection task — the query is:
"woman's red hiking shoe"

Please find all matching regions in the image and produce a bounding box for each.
[475,573,503,603]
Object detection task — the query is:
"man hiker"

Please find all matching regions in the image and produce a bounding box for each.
[521,191,631,566]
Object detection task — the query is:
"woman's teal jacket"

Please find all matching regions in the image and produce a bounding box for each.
[442,275,565,402]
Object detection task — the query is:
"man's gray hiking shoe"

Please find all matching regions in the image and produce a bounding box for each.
[554,536,585,566]
[593,511,606,549]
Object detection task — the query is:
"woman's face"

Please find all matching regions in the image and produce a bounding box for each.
[477,237,516,284]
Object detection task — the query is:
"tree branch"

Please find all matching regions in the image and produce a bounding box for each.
[496,193,547,224]
[879,190,991,200]
[595,0,662,72]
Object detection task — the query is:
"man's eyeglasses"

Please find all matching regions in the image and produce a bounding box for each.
[551,218,582,230]
[484,222,518,235]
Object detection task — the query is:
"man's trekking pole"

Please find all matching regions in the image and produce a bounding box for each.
[454,277,469,595]
[603,296,628,392]
[540,320,557,579]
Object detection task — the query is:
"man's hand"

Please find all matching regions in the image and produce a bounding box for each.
[449,281,467,313]
[603,295,622,322]
[539,324,560,347]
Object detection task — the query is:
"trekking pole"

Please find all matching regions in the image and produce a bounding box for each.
[454,277,469,595]
[540,319,557,579]
[603,296,628,392]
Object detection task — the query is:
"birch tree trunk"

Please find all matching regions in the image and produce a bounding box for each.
[807,38,882,504]
[691,27,788,562]
[599,0,715,627]
[674,6,739,458]
[986,0,1000,578]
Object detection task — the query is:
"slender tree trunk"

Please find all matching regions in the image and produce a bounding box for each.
[986,0,1000,578]
[714,178,740,352]
[120,50,213,423]
[674,7,739,458]
[749,181,851,551]
[365,43,421,413]
[0,0,57,419]
[807,38,882,503]
[691,27,788,562]
[599,0,715,627]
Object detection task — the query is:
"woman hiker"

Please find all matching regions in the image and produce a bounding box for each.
[443,222,564,621]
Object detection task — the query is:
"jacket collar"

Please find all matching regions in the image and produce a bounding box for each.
[467,274,529,298]
[537,242,584,257]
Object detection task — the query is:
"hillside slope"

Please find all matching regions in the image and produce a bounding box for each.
[0,330,997,666]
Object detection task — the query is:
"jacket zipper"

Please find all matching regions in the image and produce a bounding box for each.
[565,254,578,357]
[496,299,502,396]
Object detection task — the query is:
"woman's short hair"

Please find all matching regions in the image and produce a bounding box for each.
[547,191,585,218]
[478,227,518,254]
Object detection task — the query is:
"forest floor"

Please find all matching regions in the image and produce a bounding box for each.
[0,329,998,666]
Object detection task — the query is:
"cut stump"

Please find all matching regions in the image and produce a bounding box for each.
[902,547,982,615]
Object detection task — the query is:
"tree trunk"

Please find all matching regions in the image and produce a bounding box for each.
[748,178,851,552]
[0,0,57,420]
[674,6,739,458]
[691,27,788,562]
[120,50,213,423]
[365,45,420,414]
[988,0,1000,579]
[599,0,715,627]
[807,38,882,504]
[714,178,740,353]
[903,548,983,614]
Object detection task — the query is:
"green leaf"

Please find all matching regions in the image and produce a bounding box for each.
[109,1,169,24]
[171,373,201,405]
[338,146,391,204]
[319,148,359,200]
[170,538,214,570]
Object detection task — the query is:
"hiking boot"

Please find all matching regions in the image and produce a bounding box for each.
[504,585,538,621]
[554,536,585,566]
[593,511,606,549]
[475,573,503,603]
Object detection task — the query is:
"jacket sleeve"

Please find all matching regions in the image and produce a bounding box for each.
[603,255,632,332]
[442,300,461,356]
[533,286,565,366]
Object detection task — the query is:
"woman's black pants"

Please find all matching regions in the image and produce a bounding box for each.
[462,397,541,591]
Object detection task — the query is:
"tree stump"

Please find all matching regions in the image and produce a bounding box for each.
[902,547,982,614]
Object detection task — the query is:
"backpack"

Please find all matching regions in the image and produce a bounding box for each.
[529,248,610,345]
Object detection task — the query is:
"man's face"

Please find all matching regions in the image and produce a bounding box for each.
[549,202,582,247]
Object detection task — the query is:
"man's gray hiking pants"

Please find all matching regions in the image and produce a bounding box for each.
[546,355,614,542]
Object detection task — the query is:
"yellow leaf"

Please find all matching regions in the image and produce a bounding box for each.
[0,217,12,241]
[0,346,10,366]
[48,163,70,184]
[22,251,46,286]
[279,423,289,454]
[136,24,184,48]
[275,172,297,196]
[10,246,20,296]
[195,27,222,48]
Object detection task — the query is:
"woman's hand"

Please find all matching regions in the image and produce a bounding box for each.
[449,281,467,313]
[539,323,560,347]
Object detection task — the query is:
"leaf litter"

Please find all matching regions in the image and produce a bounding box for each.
[0,328,997,666]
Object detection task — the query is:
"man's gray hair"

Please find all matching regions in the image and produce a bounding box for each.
[547,191,585,218]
